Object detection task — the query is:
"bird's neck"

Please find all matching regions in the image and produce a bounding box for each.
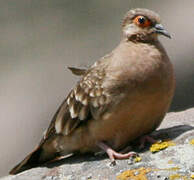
[122,33,158,44]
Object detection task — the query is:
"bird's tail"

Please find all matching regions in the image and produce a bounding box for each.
[9,144,57,175]
[9,145,42,175]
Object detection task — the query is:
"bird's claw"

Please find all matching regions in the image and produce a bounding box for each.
[98,142,138,165]
[138,135,159,149]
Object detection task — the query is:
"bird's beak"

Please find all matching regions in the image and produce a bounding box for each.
[154,24,171,39]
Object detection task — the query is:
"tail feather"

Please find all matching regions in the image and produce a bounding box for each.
[9,146,44,175]
[9,135,74,174]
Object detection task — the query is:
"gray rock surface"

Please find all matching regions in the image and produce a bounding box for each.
[1,108,194,180]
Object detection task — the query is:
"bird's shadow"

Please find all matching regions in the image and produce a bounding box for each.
[136,124,194,153]
[43,124,194,169]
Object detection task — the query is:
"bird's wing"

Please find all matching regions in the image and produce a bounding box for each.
[67,66,87,76]
[43,57,113,141]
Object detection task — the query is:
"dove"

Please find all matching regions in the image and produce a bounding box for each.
[10,8,175,174]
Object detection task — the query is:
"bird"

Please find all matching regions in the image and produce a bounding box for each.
[10,8,175,175]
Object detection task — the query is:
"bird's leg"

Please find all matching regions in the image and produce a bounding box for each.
[139,135,158,149]
[97,142,136,164]
[119,145,132,154]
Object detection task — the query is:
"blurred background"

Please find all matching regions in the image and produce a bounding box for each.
[0,0,194,177]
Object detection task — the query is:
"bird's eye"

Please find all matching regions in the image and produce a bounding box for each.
[133,15,151,28]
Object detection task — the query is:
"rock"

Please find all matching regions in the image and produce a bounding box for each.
[1,108,194,180]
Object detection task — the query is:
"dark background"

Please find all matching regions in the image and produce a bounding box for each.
[0,0,194,176]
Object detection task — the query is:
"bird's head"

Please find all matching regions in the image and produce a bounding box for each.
[122,8,171,42]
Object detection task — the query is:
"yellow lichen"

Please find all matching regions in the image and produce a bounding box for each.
[168,160,173,164]
[169,174,182,180]
[189,139,194,145]
[116,167,193,180]
[153,166,180,172]
[166,167,180,171]
[134,156,142,163]
[116,167,151,180]
[191,174,194,179]
[150,140,175,153]
[169,174,188,180]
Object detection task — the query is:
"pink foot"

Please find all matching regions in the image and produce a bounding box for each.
[139,135,158,149]
[97,142,137,164]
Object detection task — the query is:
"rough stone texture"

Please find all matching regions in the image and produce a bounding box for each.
[1,108,194,180]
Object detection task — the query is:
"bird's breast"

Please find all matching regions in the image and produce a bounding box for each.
[85,43,175,150]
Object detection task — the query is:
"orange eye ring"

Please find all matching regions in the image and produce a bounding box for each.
[133,15,151,28]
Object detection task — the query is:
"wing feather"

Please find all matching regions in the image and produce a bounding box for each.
[43,57,112,140]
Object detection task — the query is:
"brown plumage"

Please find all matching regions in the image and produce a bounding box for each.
[10,8,175,175]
